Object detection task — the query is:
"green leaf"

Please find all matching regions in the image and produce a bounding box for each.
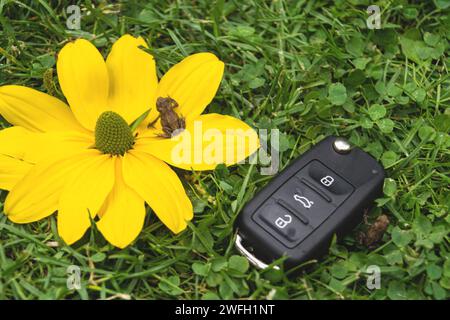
[278,132,291,152]
[365,141,384,159]
[192,198,208,214]
[344,69,366,87]
[395,95,410,105]
[248,77,265,89]
[418,125,436,141]
[415,238,434,250]
[343,101,355,113]
[434,114,450,132]
[431,281,446,300]
[219,181,234,194]
[413,215,433,235]
[359,117,374,129]
[328,83,347,106]
[412,88,426,102]
[392,227,414,247]
[417,46,435,60]
[330,262,348,279]
[219,281,233,299]
[228,255,249,273]
[383,178,397,197]
[211,257,228,272]
[352,57,370,70]
[399,37,430,64]
[443,259,450,278]
[229,25,255,37]
[387,280,407,300]
[426,264,442,280]
[192,227,214,253]
[403,7,418,19]
[158,275,183,296]
[440,277,450,290]
[234,60,265,83]
[377,118,395,133]
[375,81,386,96]
[206,272,223,287]
[434,0,450,9]
[202,291,220,300]
[423,32,440,46]
[35,54,55,69]
[192,262,209,276]
[381,150,398,167]
[137,9,157,22]
[368,104,386,120]
[90,252,106,263]
[129,108,151,132]
[345,36,365,57]
[387,83,403,97]
[385,249,403,265]
[329,278,345,293]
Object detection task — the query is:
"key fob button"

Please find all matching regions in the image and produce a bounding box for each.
[253,202,313,248]
[306,160,354,196]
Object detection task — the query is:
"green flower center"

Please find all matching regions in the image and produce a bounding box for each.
[95,111,134,155]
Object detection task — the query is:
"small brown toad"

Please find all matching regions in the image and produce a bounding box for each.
[153,96,186,138]
[358,213,390,248]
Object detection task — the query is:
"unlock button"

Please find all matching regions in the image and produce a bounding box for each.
[253,203,314,247]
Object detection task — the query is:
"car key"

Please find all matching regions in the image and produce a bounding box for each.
[234,136,385,270]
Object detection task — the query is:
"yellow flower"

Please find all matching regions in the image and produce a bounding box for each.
[0,35,259,248]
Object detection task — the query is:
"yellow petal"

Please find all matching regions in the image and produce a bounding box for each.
[106,34,158,124]
[37,130,94,162]
[149,53,224,125]
[97,157,146,248]
[0,126,93,164]
[0,126,33,160]
[57,154,115,245]
[122,150,192,234]
[136,113,260,171]
[57,39,109,130]
[4,150,102,224]
[0,85,85,132]
[0,154,33,191]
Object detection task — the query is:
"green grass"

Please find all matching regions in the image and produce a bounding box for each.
[0,0,449,300]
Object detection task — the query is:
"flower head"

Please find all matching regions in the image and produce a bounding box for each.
[0,35,259,248]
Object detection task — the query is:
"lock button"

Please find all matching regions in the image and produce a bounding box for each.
[306,161,354,197]
[253,201,314,247]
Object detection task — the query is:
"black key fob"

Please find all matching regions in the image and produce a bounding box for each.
[234,136,385,270]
